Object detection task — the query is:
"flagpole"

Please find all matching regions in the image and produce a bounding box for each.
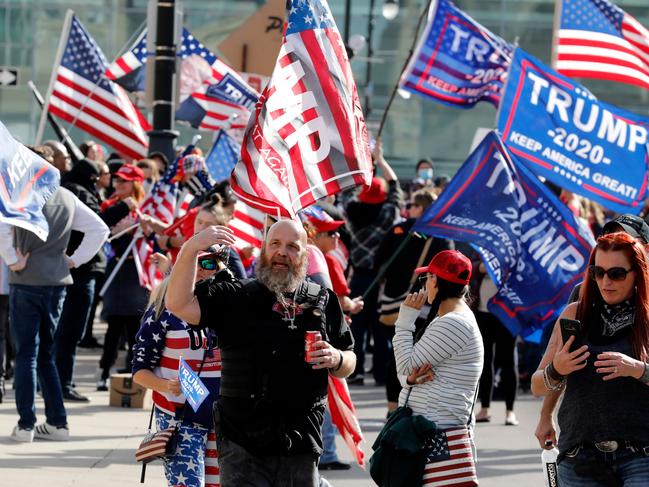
[36,9,74,144]
[376,0,435,139]
[550,0,562,69]
[28,80,85,163]
[99,231,141,297]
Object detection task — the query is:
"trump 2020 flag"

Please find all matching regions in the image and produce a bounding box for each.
[106,27,259,131]
[0,121,60,241]
[205,130,240,182]
[412,132,594,339]
[556,0,649,91]
[179,357,209,413]
[231,0,373,218]
[498,48,649,215]
[399,0,513,108]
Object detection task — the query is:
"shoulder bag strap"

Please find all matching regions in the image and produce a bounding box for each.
[467,384,480,427]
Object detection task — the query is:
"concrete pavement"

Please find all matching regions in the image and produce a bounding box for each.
[0,342,546,486]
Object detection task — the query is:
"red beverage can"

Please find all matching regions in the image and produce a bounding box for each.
[305,331,321,363]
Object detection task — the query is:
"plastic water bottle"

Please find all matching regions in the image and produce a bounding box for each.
[541,440,560,487]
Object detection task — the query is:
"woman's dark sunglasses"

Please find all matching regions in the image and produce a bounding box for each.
[406,202,420,210]
[198,258,218,271]
[588,265,634,281]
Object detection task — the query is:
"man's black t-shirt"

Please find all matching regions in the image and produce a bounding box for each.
[194,278,354,456]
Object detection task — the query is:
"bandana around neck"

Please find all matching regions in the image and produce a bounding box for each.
[599,298,635,337]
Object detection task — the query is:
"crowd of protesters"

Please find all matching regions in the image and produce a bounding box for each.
[3,135,649,486]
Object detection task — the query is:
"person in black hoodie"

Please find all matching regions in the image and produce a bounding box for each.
[374,189,453,412]
[53,159,115,402]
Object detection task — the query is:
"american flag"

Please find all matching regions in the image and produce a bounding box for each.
[422,428,478,486]
[228,201,266,250]
[42,12,150,161]
[106,27,259,131]
[327,376,365,467]
[205,130,240,182]
[231,0,373,219]
[556,0,649,90]
[134,156,181,290]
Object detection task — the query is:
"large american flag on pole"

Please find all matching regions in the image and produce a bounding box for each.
[556,0,649,90]
[39,11,150,161]
[106,27,259,131]
[231,0,373,218]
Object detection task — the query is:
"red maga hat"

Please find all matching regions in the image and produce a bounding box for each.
[415,250,472,285]
[115,164,145,182]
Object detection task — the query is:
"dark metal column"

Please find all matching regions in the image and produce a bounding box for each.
[147,0,178,164]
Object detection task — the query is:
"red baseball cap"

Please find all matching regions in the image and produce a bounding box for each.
[415,250,472,285]
[307,214,344,234]
[115,164,145,182]
[358,177,387,204]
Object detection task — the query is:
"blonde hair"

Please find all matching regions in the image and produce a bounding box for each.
[147,276,171,321]
[132,180,146,203]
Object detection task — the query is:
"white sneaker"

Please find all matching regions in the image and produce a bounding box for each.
[34,422,69,441]
[10,425,34,443]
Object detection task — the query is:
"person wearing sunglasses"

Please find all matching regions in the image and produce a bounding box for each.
[133,249,229,487]
[532,232,649,486]
[535,214,649,454]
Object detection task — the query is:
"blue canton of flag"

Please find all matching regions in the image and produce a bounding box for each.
[285,0,337,34]
[412,132,595,340]
[179,357,209,412]
[62,17,113,91]
[557,0,649,90]
[205,130,240,182]
[0,121,60,241]
[399,0,513,108]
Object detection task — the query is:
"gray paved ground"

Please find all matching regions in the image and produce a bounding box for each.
[0,331,545,486]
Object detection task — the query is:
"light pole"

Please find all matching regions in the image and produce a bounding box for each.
[365,0,400,119]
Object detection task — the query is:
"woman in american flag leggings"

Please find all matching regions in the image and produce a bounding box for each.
[133,253,227,487]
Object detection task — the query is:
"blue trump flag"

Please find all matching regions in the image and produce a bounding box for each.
[399,0,513,108]
[178,357,209,413]
[205,130,240,182]
[412,131,594,340]
[0,121,60,241]
[497,48,649,214]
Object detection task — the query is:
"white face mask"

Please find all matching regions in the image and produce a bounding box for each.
[418,168,433,180]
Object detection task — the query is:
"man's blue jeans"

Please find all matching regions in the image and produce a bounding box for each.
[320,409,340,464]
[10,284,67,429]
[54,274,95,392]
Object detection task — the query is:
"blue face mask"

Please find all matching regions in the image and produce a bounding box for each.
[418,168,433,180]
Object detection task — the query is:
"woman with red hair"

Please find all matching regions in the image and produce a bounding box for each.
[532,232,649,485]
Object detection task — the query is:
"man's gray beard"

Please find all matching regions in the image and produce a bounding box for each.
[256,252,307,296]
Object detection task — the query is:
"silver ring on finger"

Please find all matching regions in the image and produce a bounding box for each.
[613,366,618,374]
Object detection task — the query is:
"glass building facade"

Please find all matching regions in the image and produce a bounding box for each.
[1,0,648,178]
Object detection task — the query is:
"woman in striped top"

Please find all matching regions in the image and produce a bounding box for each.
[133,250,230,487]
[393,250,483,485]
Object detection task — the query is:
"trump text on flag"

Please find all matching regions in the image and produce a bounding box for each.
[413,132,593,339]
[497,48,649,214]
